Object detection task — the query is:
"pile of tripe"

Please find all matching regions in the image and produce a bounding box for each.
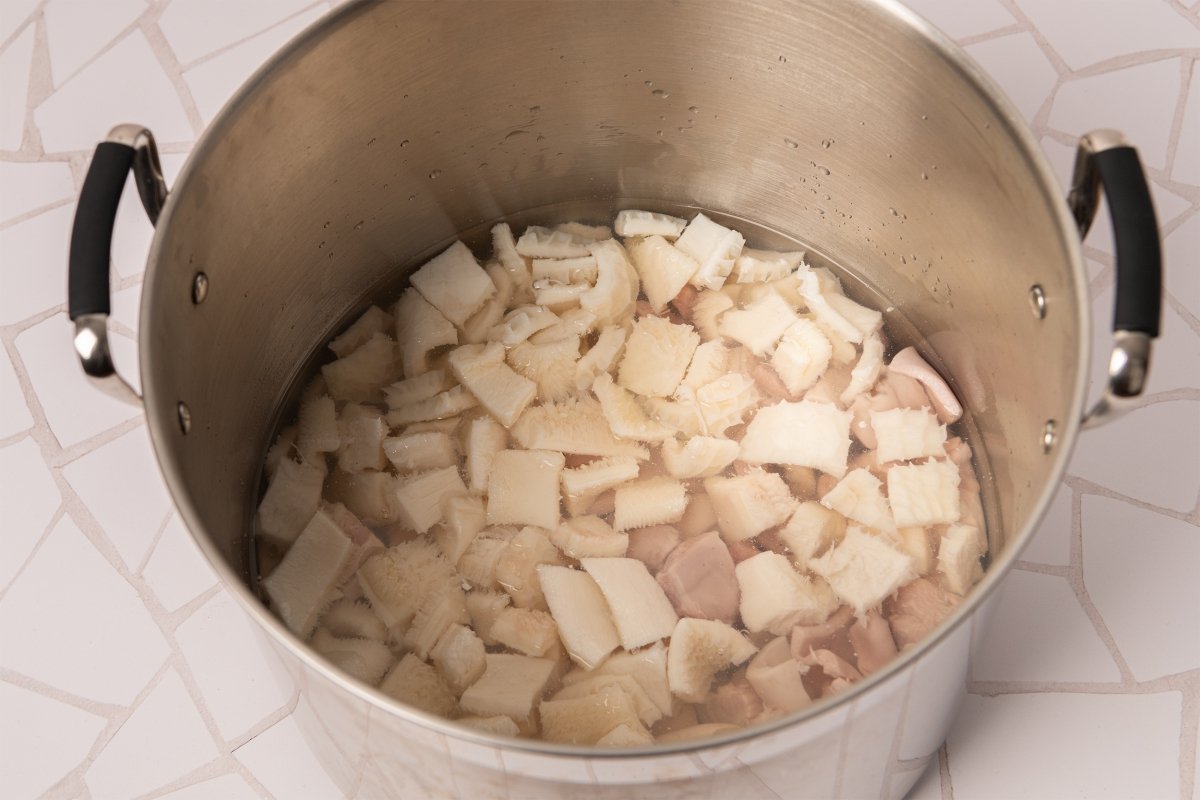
[256,209,987,746]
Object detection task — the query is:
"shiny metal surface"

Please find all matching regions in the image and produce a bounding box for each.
[132,0,1091,796]
[1068,128,1129,236]
[108,123,168,223]
[1082,330,1152,429]
[73,314,141,405]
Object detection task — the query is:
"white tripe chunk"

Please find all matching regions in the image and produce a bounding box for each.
[460,653,557,720]
[816,317,858,365]
[736,551,838,634]
[409,241,496,327]
[613,477,688,532]
[839,332,884,406]
[807,527,915,615]
[380,654,457,717]
[581,239,639,324]
[642,394,705,437]
[404,583,467,660]
[433,494,486,563]
[326,469,398,526]
[887,461,961,527]
[516,225,592,258]
[385,385,478,427]
[538,564,622,669]
[581,557,679,649]
[465,416,508,492]
[718,290,800,356]
[531,307,597,344]
[491,222,533,305]
[731,248,804,283]
[540,683,643,745]
[337,404,387,475]
[592,373,674,442]
[797,271,862,344]
[825,291,883,339]
[310,629,394,685]
[489,606,558,657]
[820,468,896,534]
[532,255,599,284]
[488,304,560,346]
[257,458,326,548]
[511,398,649,460]
[550,516,629,559]
[560,456,641,516]
[461,262,516,344]
[695,372,759,435]
[575,325,628,392]
[296,394,339,456]
[777,501,847,569]
[395,288,459,378]
[447,342,537,427]
[383,369,451,409]
[616,315,700,398]
[772,318,832,395]
[628,234,700,312]
[263,509,351,636]
[508,335,582,403]
[430,623,487,693]
[704,469,797,542]
[329,305,393,359]
[556,221,612,241]
[937,523,983,594]
[487,449,565,530]
[357,540,456,631]
[739,400,851,477]
[660,435,739,479]
[552,674,661,727]
[665,617,758,703]
[614,209,688,239]
[533,280,589,312]
[680,340,729,392]
[675,213,746,290]
[871,407,947,463]
[321,333,398,403]
[383,430,457,472]
[394,466,468,534]
[691,290,734,340]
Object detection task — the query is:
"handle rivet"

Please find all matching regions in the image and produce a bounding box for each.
[191,272,209,305]
[178,401,192,435]
[1029,285,1047,319]
[1041,419,1057,453]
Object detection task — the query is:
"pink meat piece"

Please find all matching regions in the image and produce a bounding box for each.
[887,347,963,423]
[626,525,683,572]
[752,362,794,401]
[726,539,761,563]
[702,674,764,726]
[883,371,932,411]
[670,284,700,321]
[656,531,740,624]
[848,610,898,675]
[747,636,811,713]
[884,578,963,649]
[790,605,855,663]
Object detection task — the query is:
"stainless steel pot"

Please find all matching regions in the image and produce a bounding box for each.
[67,1,1163,797]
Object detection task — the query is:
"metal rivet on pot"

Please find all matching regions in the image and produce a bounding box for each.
[1029,284,1046,319]
[192,272,209,304]
[178,401,192,435]
[1041,419,1057,453]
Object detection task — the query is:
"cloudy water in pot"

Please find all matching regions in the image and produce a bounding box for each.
[249,203,992,746]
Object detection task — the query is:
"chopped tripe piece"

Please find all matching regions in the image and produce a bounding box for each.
[404,583,467,660]
[641,395,705,437]
[320,596,387,641]
[772,319,832,396]
[263,509,351,636]
[840,332,884,406]
[462,263,516,344]
[540,683,643,745]
[691,290,734,340]
[431,623,487,693]
[937,523,983,595]
[797,271,862,344]
[556,221,612,241]
[494,526,563,608]
[593,373,674,441]
[597,721,654,746]
[487,449,565,530]
[516,225,592,258]
[383,369,451,409]
[309,629,393,685]
[575,641,672,715]
[465,588,511,645]
[680,340,729,392]
[807,527,915,615]
[321,333,398,403]
[532,255,598,284]
[736,552,837,635]
[459,653,556,720]
[613,477,688,532]
[386,385,478,427]
[264,425,297,479]
[665,617,757,703]
[897,526,936,576]
[617,315,699,398]
[560,456,641,516]
[581,557,679,649]
[731,248,804,283]
[465,416,507,493]
[614,209,687,239]
[296,394,338,456]
[718,290,800,356]
[887,461,961,527]
[538,565,621,669]
[550,515,628,559]
[886,578,962,649]
[739,400,852,477]
[533,280,589,312]
[704,469,796,542]
[492,222,533,304]
[816,317,858,365]
[256,458,326,548]
[695,373,759,435]
[531,307,598,344]
[488,304,560,346]
[329,305,393,358]
[447,342,537,428]
[507,336,582,405]
[825,291,883,339]
[380,654,457,716]
[777,501,847,569]
[325,469,397,525]
[408,241,496,327]
[553,673,662,726]
[661,435,739,479]
[871,407,947,463]
[675,213,745,290]
[628,234,700,312]
[433,495,486,563]
[357,540,457,630]
[382,430,457,473]
[336,403,387,473]
[322,501,384,585]
[489,607,559,657]
[458,716,520,737]
[394,466,468,534]
[581,239,638,323]
[512,398,649,459]
[888,346,964,423]
[820,468,896,534]
[575,325,628,392]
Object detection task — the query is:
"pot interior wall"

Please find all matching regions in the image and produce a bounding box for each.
[143,0,1081,584]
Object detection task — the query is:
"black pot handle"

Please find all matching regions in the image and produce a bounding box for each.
[1067,130,1162,428]
[68,124,168,405]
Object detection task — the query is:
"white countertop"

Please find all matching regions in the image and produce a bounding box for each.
[1,1,1197,797]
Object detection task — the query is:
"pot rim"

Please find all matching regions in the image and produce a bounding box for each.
[140,0,1091,761]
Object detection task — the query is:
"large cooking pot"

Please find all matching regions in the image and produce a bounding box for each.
[67,1,1162,797]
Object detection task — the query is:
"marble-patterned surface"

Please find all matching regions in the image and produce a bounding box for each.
[1,0,1197,797]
